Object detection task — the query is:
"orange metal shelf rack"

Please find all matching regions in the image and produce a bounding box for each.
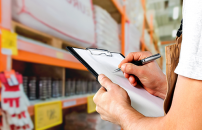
[28,95,88,116]
[0,2,160,130]
[12,39,87,71]
[0,95,89,116]
[0,0,130,117]
[0,0,129,70]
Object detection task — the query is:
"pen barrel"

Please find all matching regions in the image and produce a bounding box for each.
[141,54,161,64]
[132,60,143,66]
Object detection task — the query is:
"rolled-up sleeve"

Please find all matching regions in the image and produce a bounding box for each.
[174,0,202,80]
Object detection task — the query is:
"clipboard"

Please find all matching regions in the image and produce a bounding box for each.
[66,47,164,117]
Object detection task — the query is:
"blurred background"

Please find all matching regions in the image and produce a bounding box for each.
[0,0,182,129]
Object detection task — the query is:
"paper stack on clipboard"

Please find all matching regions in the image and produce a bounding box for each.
[67,47,164,117]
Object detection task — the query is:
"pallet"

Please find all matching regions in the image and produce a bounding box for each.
[12,21,80,50]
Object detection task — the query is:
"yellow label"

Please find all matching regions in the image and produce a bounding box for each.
[1,29,18,55]
[56,52,64,59]
[34,101,62,130]
[87,95,96,113]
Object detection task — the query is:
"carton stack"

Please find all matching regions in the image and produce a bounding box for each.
[94,5,121,53]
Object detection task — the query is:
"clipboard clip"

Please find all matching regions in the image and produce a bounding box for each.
[87,48,112,57]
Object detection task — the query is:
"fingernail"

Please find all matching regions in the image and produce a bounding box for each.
[121,64,126,71]
[98,74,105,83]
[129,76,133,82]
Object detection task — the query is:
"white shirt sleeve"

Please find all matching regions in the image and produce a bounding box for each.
[174,0,202,80]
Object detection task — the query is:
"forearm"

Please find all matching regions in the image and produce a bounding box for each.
[152,74,167,99]
[155,77,167,100]
[120,106,166,130]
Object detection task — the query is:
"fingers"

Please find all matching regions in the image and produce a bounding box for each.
[129,75,135,84]
[98,74,116,91]
[118,51,152,68]
[124,73,129,78]
[125,74,137,86]
[124,72,138,86]
[121,63,144,77]
[130,76,137,86]
[119,52,140,68]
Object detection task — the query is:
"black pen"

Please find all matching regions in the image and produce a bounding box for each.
[113,53,161,73]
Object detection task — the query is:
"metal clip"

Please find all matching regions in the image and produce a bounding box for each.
[87,48,112,57]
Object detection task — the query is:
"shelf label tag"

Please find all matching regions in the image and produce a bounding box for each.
[56,52,64,59]
[1,29,18,55]
[63,100,76,108]
[34,101,62,130]
[87,94,96,114]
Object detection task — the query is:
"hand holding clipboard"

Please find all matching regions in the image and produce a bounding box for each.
[66,47,164,117]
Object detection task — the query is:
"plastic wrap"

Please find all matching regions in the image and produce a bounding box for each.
[94,5,121,52]
[126,0,144,34]
[125,22,141,56]
[12,0,96,47]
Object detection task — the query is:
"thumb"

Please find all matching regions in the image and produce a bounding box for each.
[121,63,143,77]
[98,74,117,91]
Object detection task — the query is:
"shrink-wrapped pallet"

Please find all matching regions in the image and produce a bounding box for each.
[126,0,144,34]
[125,22,141,56]
[94,5,121,52]
[12,0,96,48]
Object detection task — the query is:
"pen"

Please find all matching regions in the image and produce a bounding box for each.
[113,53,161,73]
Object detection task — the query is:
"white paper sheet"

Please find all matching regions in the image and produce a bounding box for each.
[74,48,164,117]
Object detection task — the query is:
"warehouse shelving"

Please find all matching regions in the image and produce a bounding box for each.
[161,40,176,45]
[0,0,162,129]
[140,0,162,68]
[112,0,129,21]
[28,94,92,116]
[0,0,130,71]
[12,38,87,71]
[141,0,158,52]
[0,0,129,117]
[0,94,91,116]
[0,0,158,72]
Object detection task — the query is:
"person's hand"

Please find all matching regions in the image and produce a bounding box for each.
[93,74,134,125]
[119,51,167,99]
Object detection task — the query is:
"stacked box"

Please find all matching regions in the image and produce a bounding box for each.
[12,0,96,48]
[94,5,121,53]
[125,23,141,55]
[126,0,144,34]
